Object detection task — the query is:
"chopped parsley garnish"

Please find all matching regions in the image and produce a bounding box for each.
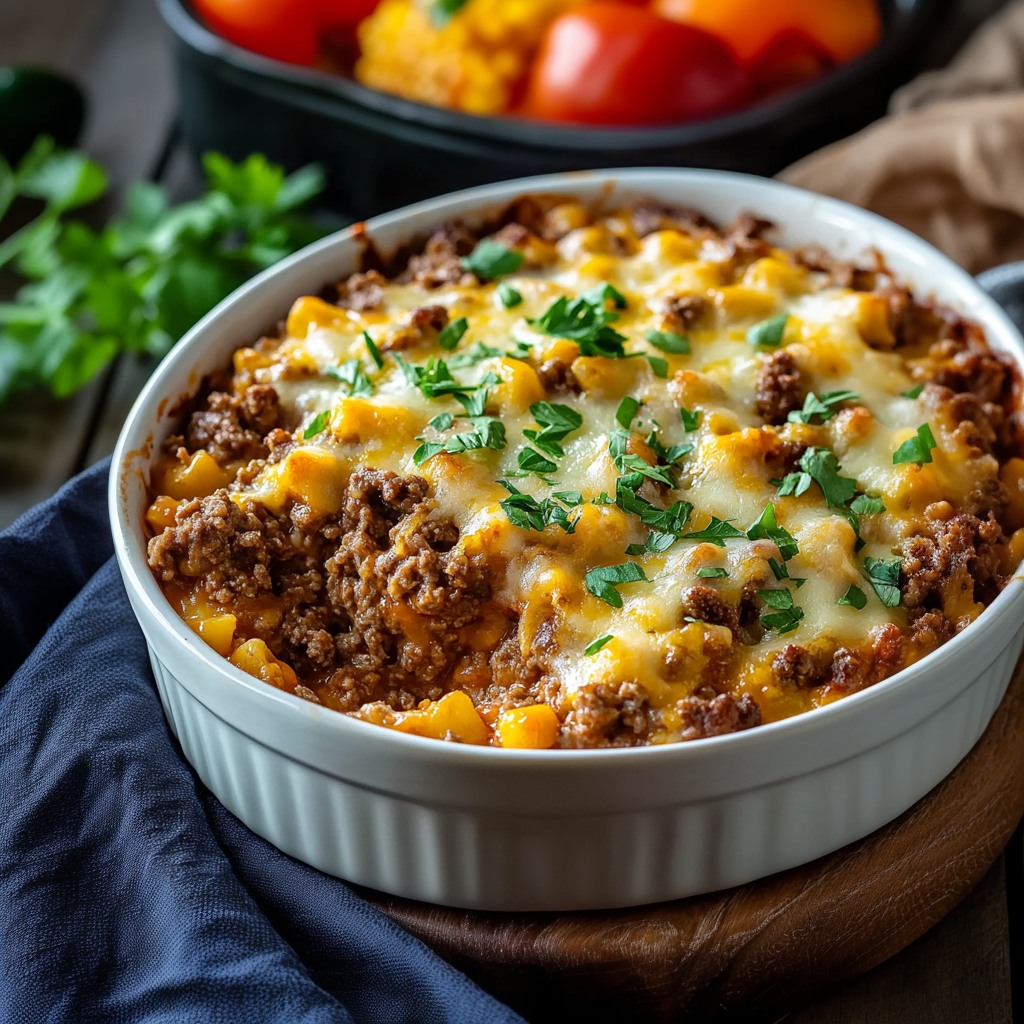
[363,330,384,369]
[498,481,580,534]
[766,557,806,586]
[585,562,649,608]
[697,567,729,579]
[616,396,640,429]
[893,423,937,466]
[523,401,583,457]
[850,494,885,515]
[838,584,868,609]
[497,281,522,309]
[644,431,692,465]
[863,555,902,607]
[449,341,506,368]
[609,430,676,486]
[746,504,799,560]
[413,417,506,465]
[517,446,558,476]
[427,412,453,430]
[747,313,789,348]
[528,293,627,358]
[758,587,804,634]
[460,239,524,280]
[901,383,925,399]
[787,389,859,425]
[552,490,583,506]
[326,359,373,397]
[681,517,745,547]
[584,634,614,656]
[396,355,496,399]
[302,410,329,440]
[680,407,700,432]
[581,282,627,309]
[647,354,669,378]
[779,447,858,509]
[437,316,468,351]
[645,329,690,354]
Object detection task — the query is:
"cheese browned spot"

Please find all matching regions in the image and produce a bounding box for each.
[145,198,1024,749]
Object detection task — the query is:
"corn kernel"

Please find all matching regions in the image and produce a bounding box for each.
[495,704,559,749]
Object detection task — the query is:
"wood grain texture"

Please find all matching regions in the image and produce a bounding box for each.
[368,663,1024,1023]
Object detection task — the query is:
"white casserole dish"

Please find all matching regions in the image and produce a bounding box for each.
[110,169,1024,912]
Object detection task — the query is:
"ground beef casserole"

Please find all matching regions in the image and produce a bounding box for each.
[145,196,1024,748]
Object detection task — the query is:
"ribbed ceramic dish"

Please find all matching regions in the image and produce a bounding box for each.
[110,170,1024,912]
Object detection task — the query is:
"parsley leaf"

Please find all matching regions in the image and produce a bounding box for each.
[460,238,524,280]
[697,567,728,578]
[682,517,745,546]
[838,584,867,609]
[615,476,693,533]
[863,555,902,607]
[397,356,495,399]
[746,504,799,560]
[528,294,627,358]
[517,446,558,475]
[585,562,649,608]
[757,587,804,634]
[796,447,858,508]
[326,359,373,397]
[680,407,700,432]
[428,412,453,430]
[608,429,676,486]
[363,330,384,369]
[551,489,582,506]
[523,401,583,457]
[437,316,468,351]
[850,494,885,515]
[645,329,690,354]
[498,481,580,534]
[646,354,669,378]
[777,471,812,498]
[616,396,640,429]
[449,341,506,368]
[787,389,859,425]
[413,417,507,465]
[747,313,789,348]
[581,282,627,309]
[303,410,329,440]
[584,634,614,656]
[497,281,522,309]
[893,423,937,466]
[901,383,925,399]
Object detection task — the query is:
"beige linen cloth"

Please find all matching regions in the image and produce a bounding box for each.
[780,1,1024,273]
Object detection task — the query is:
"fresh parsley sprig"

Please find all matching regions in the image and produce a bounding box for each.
[498,480,580,534]
[0,142,327,404]
[460,238,524,280]
[863,555,902,607]
[787,389,859,425]
[893,424,937,466]
[523,401,583,457]
[528,291,628,358]
[585,562,649,608]
[758,587,804,634]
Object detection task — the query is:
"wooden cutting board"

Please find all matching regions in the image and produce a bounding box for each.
[365,662,1024,1023]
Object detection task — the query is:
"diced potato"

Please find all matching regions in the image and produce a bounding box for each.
[230,638,298,692]
[145,495,182,531]
[492,357,545,412]
[154,450,232,500]
[195,614,237,657]
[266,447,346,516]
[1001,457,1024,532]
[712,285,779,320]
[287,295,346,338]
[393,690,489,745]
[639,230,699,265]
[495,704,560,749]
[741,257,809,296]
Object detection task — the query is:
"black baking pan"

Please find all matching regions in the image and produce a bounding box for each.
[158,0,940,218]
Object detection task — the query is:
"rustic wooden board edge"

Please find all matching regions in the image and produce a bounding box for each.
[366,661,1024,1023]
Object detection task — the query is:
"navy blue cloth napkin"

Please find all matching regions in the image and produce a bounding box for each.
[0,460,523,1024]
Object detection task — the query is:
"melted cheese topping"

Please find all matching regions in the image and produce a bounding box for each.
[153,209,1015,746]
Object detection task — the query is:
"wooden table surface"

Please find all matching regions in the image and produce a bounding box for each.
[1,1,1021,1021]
